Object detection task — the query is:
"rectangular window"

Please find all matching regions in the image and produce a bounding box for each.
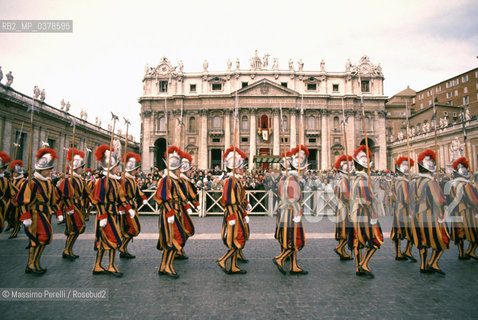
[463,96,469,105]
[309,138,316,143]
[464,87,468,93]
[212,138,220,143]
[412,97,415,104]
[212,83,222,91]
[242,82,248,88]
[419,93,424,99]
[190,84,196,92]
[454,79,459,85]
[446,92,452,98]
[332,84,339,92]
[448,100,453,105]
[428,100,432,106]
[462,75,468,82]
[307,83,317,91]
[241,137,248,143]
[361,80,370,93]
[454,90,458,97]
[444,111,448,116]
[159,81,168,93]
[47,139,56,150]
[281,82,288,88]
[420,103,423,109]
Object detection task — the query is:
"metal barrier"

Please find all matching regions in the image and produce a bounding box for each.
[137,189,337,216]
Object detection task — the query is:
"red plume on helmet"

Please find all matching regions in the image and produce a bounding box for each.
[452,157,469,170]
[417,149,436,163]
[122,152,141,163]
[353,145,372,159]
[85,168,92,173]
[0,152,11,164]
[10,160,23,169]
[334,154,353,170]
[181,151,193,162]
[67,148,85,162]
[291,145,309,157]
[94,145,113,161]
[164,146,182,158]
[223,146,246,159]
[36,148,58,160]
[396,156,415,167]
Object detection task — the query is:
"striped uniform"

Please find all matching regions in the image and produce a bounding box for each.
[177,175,197,238]
[8,176,26,237]
[1,174,16,232]
[334,174,350,245]
[410,173,449,272]
[221,176,249,250]
[119,176,144,238]
[59,174,87,236]
[445,177,478,258]
[91,176,129,250]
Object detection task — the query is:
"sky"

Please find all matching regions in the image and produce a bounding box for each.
[1,0,477,141]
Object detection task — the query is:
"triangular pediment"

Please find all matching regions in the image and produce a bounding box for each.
[233,79,299,97]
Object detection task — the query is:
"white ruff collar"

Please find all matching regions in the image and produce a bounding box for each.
[14,174,24,180]
[166,171,179,180]
[125,172,135,179]
[418,173,434,180]
[102,171,121,180]
[0,172,4,178]
[453,177,469,183]
[356,171,368,177]
[180,173,191,182]
[34,171,51,181]
[227,172,242,179]
[73,172,82,178]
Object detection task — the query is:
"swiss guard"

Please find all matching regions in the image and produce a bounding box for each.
[91,145,130,277]
[118,152,146,259]
[411,149,449,275]
[0,152,14,233]
[333,154,354,261]
[154,146,188,278]
[349,145,383,278]
[272,145,307,275]
[8,160,26,238]
[217,146,249,275]
[59,148,87,260]
[176,150,198,260]
[390,156,417,262]
[17,148,60,275]
[445,157,478,260]
[274,150,292,257]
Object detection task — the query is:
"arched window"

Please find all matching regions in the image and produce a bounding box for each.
[334,116,340,129]
[308,116,315,130]
[189,116,196,132]
[158,117,166,131]
[241,115,248,131]
[260,115,269,129]
[212,116,221,129]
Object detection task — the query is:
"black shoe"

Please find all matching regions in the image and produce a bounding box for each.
[230,269,247,274]
[358,266,374,279]
[165,271,179,279]
[340,255,353,261]
[108,270,124,277]
[8,234,17,239]
[238,258,249,263]
[217,262,229,274]
[395,256,408,261]
[467,254,478,261]
[175,255,189,260]
[356,270,365,276]
[158,270,166,276]
[272,258,286,275]
[430,267,446,275]
[404,254,417,262]
[420,267,435,274]
[120,252,136,259]
[25,267,44,275]
[92,268,108,275]
[290,269,308,275]
[62,252,75,261]
[72,254,79,259]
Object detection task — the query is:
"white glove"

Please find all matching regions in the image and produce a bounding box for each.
[438,218,445,224]
[142,199,148,205]
[475,214,478,219]
[187,208,193,215]
[196,205,201,212]
[293,216,301,223]
[370,218,377,225]
[245,216,250,224]
[389,192,392,197]
[23,218,32,227]
[246,203,252,212]
[119,210,125,215]
[58,215,64,222]
[66,209,74,215]
[228,219,236,226]
[167,216,175,224]
[99,218,107,227]
[129,209,135,219]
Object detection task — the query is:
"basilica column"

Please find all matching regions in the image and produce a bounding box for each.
[377,112,387,170]
[290,109,297,148]
[140,111,153,172]
[321,110,329,170]
[249,109,257,169]
[273,109,280,155]
[199,109,208,170]
[224,109,231,149]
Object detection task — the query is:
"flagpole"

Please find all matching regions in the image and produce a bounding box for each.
[279,103,288,176]
[461,108,473,181]
[107,112,119,180]
[70,118,76,178]
[405,102,412,182]
[13,122,24,160]
[432,95,440,182]
[164,97,169,181]
[341,98,351,184]
[360,96,371,178]
[122,118,130,183]
[27,92,36,184]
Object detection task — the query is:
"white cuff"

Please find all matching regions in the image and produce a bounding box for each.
[23,218,32,227]
[58,215,64,222]
[167,216,175,224]
[99,218,107,227]
[438,218,445,224]
[196,205,201,212]
[475,214,478,219]
[142,199,148,205]
[293,216,301,223]
[370,218,377,225]
[245,216,250,224]
[119,210,125,215]
[66,210,74,215]
[187,208,193,215]
[228,219,236,226]
[128,209,135,218]
[246,204,252,212]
